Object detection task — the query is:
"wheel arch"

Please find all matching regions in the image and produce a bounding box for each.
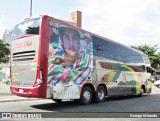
[81,83,96,95]
[80,83,108,96]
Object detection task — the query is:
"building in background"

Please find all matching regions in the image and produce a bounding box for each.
[2,29,12,45]
[70,10,82,28]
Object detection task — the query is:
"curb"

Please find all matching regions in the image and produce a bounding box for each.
[0,97,44,103]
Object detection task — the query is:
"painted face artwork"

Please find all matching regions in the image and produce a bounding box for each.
[62,29,79,52]
[48,22,93,87]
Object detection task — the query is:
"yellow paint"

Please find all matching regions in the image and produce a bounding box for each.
[108,71,116,82]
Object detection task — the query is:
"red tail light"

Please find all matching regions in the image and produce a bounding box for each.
[33,65,42,86]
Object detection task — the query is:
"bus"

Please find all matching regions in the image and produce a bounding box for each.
[155,68,160,80]
[10,15,152,105]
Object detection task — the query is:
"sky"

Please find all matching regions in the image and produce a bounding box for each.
[0,0,160,48]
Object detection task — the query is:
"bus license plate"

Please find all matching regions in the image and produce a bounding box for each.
[19,89,24,93]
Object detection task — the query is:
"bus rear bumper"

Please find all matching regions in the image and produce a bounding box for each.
[10,85,46,98]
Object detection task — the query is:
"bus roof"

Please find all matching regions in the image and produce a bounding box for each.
[26,15,146,57]
[46,15,145,55]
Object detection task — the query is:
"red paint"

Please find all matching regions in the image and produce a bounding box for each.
[16,41,32,48]
[10,15,49,98]
[99,62,112,69]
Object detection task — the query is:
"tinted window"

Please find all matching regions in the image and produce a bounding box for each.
[126,50,143,63]
[143,54,150,64]
[93,36,145,64]
[93,36,126,62]
[12,17,40,39]
[156,72,160,75]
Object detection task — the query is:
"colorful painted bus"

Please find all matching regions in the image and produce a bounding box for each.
[10,15,152,104]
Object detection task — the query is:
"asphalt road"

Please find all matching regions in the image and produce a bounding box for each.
[0,86,160,120]
[0,86,160,113]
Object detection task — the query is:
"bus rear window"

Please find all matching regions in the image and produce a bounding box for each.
[12,17,40,39]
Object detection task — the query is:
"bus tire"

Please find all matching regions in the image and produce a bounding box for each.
[52,99,62,103]
[78,86,92,105]
[93,85,106,103]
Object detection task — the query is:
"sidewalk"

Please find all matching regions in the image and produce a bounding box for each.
[0,82,42,102]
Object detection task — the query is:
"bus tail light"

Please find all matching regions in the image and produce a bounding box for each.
[34,70,43,86]
[36,79,43,84]
[34,78,43,86]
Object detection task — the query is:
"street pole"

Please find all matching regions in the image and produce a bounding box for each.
[30,0,32,17]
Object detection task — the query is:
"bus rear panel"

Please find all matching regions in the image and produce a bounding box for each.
[10,17,47,98]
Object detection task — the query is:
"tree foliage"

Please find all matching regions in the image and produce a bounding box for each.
[0,40,10,63]
[131,44,160,68]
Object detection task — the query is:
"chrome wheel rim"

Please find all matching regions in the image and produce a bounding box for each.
[98,89,104,100]
[83,90,91,102]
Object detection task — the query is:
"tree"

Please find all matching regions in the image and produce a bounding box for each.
[131,44,160,68]
[0,40,10,63]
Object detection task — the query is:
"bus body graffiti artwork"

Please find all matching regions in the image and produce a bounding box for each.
[10,15,152,105]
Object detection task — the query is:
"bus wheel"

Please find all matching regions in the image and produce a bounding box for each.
[52,99,62,103]
[93,86,106,103]
[78,86,92,105]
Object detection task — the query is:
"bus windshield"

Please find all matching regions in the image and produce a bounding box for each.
[12,17,40,39]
